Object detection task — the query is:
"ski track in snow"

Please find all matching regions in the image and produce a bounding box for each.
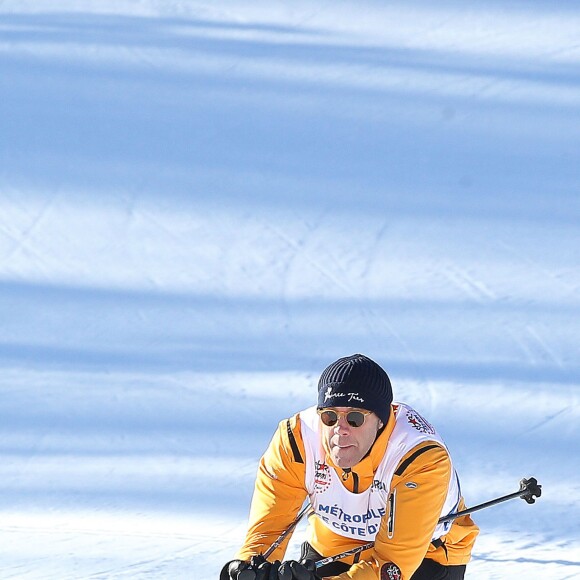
[0,1,579,578]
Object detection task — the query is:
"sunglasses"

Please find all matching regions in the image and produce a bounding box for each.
[317,408,372,428]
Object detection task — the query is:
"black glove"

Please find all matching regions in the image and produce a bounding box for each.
[277,559,320,580]
[220,556,282,580]
[220,560,252,580]
[256,559,283,580]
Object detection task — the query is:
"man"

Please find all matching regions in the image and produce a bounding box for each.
[222,354,478,580]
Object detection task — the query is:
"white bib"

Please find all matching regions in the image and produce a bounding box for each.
[300,403,461,542]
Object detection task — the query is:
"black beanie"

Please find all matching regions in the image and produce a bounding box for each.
[317,354,393,425]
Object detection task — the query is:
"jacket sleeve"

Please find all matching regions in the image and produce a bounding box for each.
[235,414,308,562]
[328,442,452,580]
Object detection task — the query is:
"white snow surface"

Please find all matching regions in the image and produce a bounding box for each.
[0,1,579,578]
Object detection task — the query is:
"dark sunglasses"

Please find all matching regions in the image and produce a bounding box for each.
[317,408,372,428]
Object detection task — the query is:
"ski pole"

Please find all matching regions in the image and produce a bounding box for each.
[314,542,375,569]
[438,476,542,524]
[237,504,314,580]
[314,476,541,569]
[262,503,313,560]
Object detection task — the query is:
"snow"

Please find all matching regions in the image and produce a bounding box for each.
[0,1,579,578]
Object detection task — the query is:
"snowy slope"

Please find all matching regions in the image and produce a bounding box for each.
[0,1,579,578]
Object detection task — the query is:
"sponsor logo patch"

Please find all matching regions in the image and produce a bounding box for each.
[405,481,418,489]
[406,410,435,434]
[313,460,331,493]
[381,563,402,580]
[371,479,388,492]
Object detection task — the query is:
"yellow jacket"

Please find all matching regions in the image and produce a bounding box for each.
[236,404,479,579]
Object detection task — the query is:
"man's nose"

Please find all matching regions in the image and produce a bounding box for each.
[333,416,351,433]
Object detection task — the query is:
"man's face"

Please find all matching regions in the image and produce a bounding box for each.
[320,407,383,469]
